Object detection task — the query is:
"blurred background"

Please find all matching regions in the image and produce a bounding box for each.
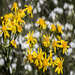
[0,0,75,75]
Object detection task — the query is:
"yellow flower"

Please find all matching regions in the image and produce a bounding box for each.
[32,51,37,59]
[11,26,16,34]
[10,40,17,48]
[34,48,44,67]
[1,25,10,39]
[4,14,10,21]
[26,31,37,47]
[42,34,50,47]
[37,48,44,60]
[24,5,33,18]
[27,49,33,63]
[18,9,26,18]
[11,2,18,12]
[51,24,56,32]
[17,17,25,24]
[36,18,47,29]
[60,40,69,54]
[2,25,7,32]
[42,53,49,72]
[52,40,60,53]
[57,24,63,33]
[55,57,64,74]
[8,13,13,18]
[17,25,22,33]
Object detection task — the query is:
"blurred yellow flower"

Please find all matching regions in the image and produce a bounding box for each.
[27,49,33,63]
[10,40,17,48]
[36,18,47,29]
[24,5,33,18]
[11,2,18,12]
[34,48,44,67]
[57,24,63,34]
[1,25,10,39]
[18,9,26,18]
[60,40,70,54]
[2,25,7,32]
[42,34,50,47]
[55,57,64,74]
[17,25,22,33]
[42,53,49,72]
[51,24,56,32]
[52,40,60,53]
[26,31,37,47]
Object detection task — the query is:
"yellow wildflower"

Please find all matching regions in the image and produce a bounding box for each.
[60,40,69,54]
[55,57,64,74]
[24,5,33,18]
[10,40,17,48]
[36,18,47,29]
[27,49,33,63]
[18,9,26,18]
[17,16,25,24]
[11,26,16,34]
[26,31,37,47]
[11,2,18,12]
[8,13,13,18]
[2,25,7,32]
[1,25,10,39]
[4,14,10,22]
[57,24,63,33]
[32,51,37,59]
[51,24,56,32]
[52,40,60,53]
[42,53,49,72]
[42,34,50,47]
[17,25,22,33]
[34,48,44,67]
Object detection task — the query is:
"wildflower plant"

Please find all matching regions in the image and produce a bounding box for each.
[0,1,71,75]
[25,17,70,74]
[0,2,33,74]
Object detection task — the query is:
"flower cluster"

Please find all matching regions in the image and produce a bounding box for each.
[0,2,71,75]
[0,2,33,48]
[26,18,70,74]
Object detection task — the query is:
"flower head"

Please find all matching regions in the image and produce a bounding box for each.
[42,53,49,72]
[10,40,17,48]
[42,34,50,47]
[51,24,56,32]
[36,18,47,29]
[26,31,37,47]
[60,40,70,54]
[11,2,18,12]
[54,57,64,74]
[24,5,33,18]
[57,24,63,33]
